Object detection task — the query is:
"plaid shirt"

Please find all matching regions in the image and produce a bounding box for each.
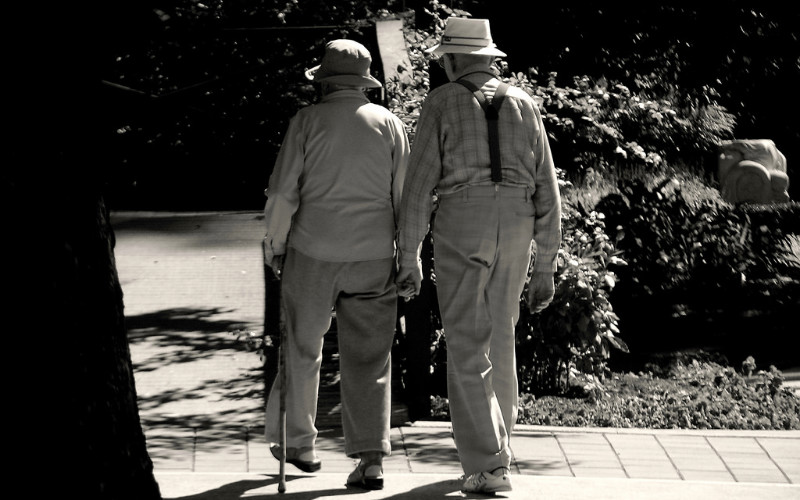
[397,74,561,273]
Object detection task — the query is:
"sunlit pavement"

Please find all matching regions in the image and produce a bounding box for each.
[114,211,800,499]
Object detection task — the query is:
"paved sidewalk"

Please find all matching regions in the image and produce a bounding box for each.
[145,421,800,499]
[113,211,800,499]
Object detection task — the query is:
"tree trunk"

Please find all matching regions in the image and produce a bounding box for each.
[7,2,162,497]
[9,172,163,499]
[9,186,163,499]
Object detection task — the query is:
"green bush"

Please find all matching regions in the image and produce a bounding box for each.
[387,5,795,398]
[594,178,800,359]
[433,354,800,430]
[388,5,738,184]
[516,203,628,396]
[501,72,736,183]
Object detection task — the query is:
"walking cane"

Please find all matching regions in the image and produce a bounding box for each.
[263,238,287,493]
[278,309,287,493]
[278,293,287,494]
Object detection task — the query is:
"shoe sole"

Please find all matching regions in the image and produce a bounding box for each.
[462,478,513,494]
[287,458,322,473]
[461,486,512,494]
[364,477,384,490]
[346,477,384,490]
[270,446,322,473]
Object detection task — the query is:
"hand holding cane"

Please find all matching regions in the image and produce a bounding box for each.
[264,238,287,493]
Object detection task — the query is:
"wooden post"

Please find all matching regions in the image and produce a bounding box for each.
[375,18,414,86]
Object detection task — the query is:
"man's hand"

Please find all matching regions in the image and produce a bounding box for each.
[396,263,422,300]
[528,271,555,313]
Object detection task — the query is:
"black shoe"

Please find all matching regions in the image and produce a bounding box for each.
[346,462,384,490]
[270,444,322,473]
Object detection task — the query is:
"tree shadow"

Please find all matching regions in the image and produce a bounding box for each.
[128,306,266,431]
[161,475,367,500]
[161,475,481,500]
[396,429,459,467]
[112,212,264,236]
[127,306,251,338]
[127,307,257,368]
[378,478,486,500]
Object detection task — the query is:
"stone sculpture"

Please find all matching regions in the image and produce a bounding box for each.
[717,139,790,204]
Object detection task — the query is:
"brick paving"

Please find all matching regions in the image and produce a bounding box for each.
[113,211,800,499]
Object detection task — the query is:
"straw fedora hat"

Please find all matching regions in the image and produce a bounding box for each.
[304,39,383,88]
[426,17,507,57]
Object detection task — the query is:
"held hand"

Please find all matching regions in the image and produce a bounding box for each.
[395,264,422,301]
[271,254,286,280]
[528,272,555,313]
[262,236,285,280]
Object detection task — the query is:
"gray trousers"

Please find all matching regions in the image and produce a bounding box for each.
[433,185,535,475]
[264,248,396,458]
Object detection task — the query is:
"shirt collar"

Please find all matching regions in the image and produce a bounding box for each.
[452,63,496,82]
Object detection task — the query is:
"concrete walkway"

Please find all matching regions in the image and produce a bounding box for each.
[112,211,800,499]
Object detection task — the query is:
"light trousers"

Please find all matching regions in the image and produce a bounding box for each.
[433,185,535,475]
[264,248,396,458]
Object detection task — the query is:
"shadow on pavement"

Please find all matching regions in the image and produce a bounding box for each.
[163,476,367,500]
[127,307,252,348]
[160,475,485,500]
[129,306,266,431]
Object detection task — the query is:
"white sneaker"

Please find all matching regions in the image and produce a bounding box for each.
[461,467,512,493]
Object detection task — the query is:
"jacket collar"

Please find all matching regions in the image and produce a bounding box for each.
[320,88,369,103]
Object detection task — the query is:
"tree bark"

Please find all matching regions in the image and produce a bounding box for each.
[9,180,162,500]
[7,2,162,498]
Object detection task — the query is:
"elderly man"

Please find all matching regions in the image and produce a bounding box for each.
[263,39,409,490]
[396,17,562,494]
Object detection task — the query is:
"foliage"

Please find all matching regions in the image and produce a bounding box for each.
[500,72,737,184]
[460,2,800,188]
[105,0,402,209]
[214,1,796,402]
[101,1,797,209]
[593,177,800,358]
[388,4,739,185]
[389,3,738,395]
[596,178,748,298]
[433,354,800,430]
[516,203,628,396]
[737,202,800,279]
[387,2,745,395]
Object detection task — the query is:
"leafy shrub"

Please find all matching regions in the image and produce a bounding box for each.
[597,177,751,297]
[385,4,761,395]
[516,202,628,396]
[432,354,800,430]
[388,4,737,185]
[501,72,736,184]
[519,361,800,430]
[737,202,800,279]
[594,177,800,359]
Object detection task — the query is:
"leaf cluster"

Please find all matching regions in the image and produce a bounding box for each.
[432,355,800,430]
[515,206,628,396]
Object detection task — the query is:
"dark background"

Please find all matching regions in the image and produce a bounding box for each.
[83,1,798,211]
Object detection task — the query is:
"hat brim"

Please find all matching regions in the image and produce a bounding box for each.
[305,65,383,88]
[426,44,506,57]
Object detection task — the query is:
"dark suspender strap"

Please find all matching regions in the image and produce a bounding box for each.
[456,79,509,183]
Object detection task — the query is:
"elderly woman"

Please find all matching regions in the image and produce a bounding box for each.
[262,39,409,490]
